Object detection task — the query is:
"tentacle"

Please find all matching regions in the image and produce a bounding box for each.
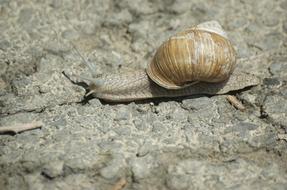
[71,43,98,78]
[76,75,104,86]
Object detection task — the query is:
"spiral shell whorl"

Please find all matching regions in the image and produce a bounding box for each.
[147,21,236,89]
[195,20,228,39]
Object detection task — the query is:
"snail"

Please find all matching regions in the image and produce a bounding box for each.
[72,21,259,102]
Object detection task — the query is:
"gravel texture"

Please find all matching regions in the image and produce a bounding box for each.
[0,0,287,189]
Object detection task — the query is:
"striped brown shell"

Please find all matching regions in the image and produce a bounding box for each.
[146,21,236,89]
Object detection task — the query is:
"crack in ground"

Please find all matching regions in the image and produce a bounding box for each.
[257,92,287,134]
[0,101,82,118]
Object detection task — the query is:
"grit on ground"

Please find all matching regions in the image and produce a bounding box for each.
[0,1,287,189]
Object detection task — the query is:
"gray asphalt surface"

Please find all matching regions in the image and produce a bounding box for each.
[0,0,287,189]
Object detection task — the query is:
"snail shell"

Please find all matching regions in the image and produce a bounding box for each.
[147,21,236,89]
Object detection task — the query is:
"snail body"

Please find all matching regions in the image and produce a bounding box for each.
[89,69,259,102]
[76,21,259,102]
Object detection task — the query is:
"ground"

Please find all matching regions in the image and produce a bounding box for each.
[0,0,287,189]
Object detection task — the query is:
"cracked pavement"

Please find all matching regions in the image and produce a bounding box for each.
[0,0,287,189]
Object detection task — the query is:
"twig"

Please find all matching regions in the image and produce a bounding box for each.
[226,95,246,111]
[0,121,43,134]
[111,178,127,190]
